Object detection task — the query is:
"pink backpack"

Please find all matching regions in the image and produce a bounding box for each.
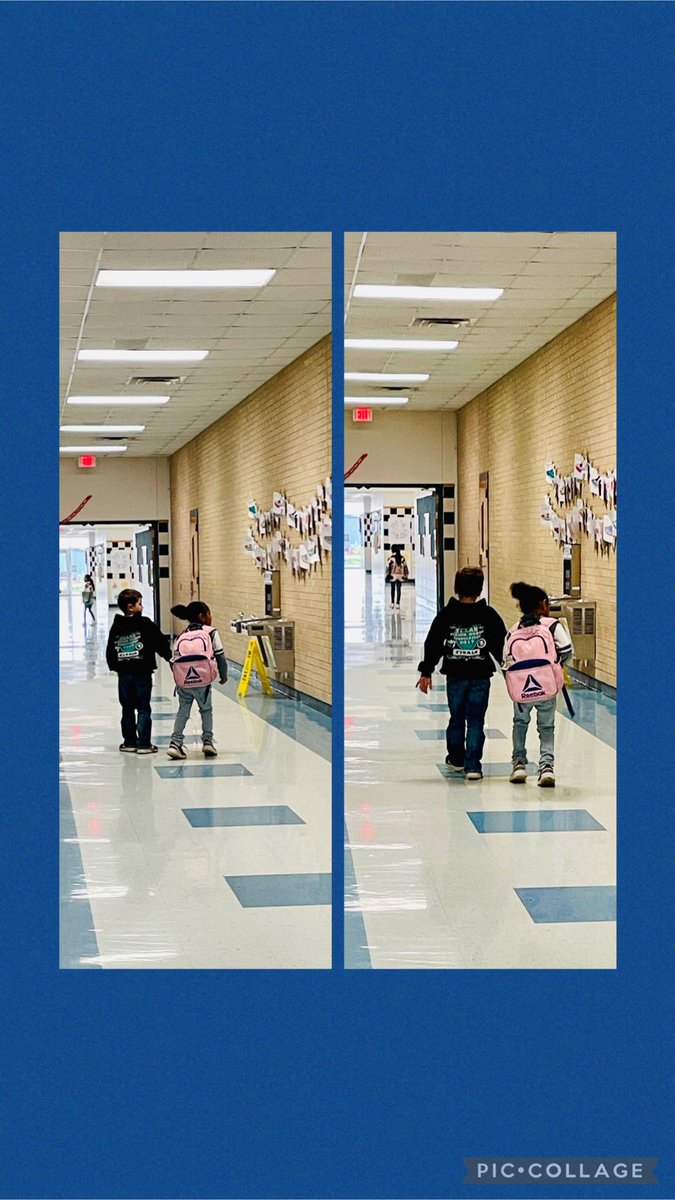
[172,625,218,688]
[504,616,565,706]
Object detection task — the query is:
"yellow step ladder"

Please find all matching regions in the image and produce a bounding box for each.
[237,636,274,699]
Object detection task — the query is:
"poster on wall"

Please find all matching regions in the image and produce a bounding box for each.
[388,514,411,543]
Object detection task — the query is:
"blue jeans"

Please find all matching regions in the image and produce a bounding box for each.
[445,677,491,773]
[512,698,556,768]
[118,673,153,748]
[172,686,214,745]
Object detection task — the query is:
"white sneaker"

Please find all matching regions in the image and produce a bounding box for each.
[509,764,527,784]
[465,769,483,781]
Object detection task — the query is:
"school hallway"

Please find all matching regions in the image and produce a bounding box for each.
[60,599,331,969]
[344,569,616,969]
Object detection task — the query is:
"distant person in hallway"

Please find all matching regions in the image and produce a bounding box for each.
[386,547,408,608]
[505,582,573,789]
[106,588,172,755]
[168,601,229,760]
[416,566,507,781]
[82,574,96,624]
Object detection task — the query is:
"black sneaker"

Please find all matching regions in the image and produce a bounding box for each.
[202,741,218,758]
[537,765,556,787]
[136,745,159,755]
[509,764,527,784]
[444,755,464,773]
[167,742,187,760]
[119,743,137,753]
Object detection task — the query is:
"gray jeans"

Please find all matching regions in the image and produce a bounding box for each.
[512,697,556,767]
[172,685,213,745]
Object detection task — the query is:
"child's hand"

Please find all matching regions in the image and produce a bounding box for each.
[416,676,432,694]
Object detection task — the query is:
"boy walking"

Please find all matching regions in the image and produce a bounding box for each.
[106,589,172,754]
[416,567,507,781]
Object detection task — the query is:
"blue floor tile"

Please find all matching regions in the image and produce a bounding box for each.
[150,712,178,720]
[437,762,538,780]
[401,703,449,712]
[559,687,616,748]
[184,805,303,827]
[345,822,372,969]
[417,727,506,739]
[155,763,252,779]
[516,885,616,923]
[153,734,202,747]
[231,693,331,762]
[468,809,606,833]
[225,872,332,907]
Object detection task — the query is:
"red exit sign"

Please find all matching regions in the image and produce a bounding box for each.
[352,407,372,423]
[78,455,97,468]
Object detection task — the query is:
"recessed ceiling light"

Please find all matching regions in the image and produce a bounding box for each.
[96,269,275,288]
[344,396,409,407]
[59,445,127,454]
[344,372,429,383]
[67,396,170,406]
[60,425,145,433]
[354,284,503,302]
[77,350,208,362]
[345,338,458,352]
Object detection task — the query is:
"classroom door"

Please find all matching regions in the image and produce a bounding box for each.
[479,472,489,601]
[190,509,200,599]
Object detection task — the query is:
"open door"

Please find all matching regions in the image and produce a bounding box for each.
[479,472,489,601]
[190,509,200,599]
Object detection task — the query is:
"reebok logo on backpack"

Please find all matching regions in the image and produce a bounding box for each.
[172,626,218,688]
[503,617,563,705]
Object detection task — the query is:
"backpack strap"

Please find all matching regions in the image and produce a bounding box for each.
[561,683,575,717]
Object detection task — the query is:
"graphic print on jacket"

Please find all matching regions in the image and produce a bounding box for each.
[445,624,488,660]
[114,630,143,661]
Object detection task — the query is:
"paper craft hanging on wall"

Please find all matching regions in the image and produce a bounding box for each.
[320,515,332,552]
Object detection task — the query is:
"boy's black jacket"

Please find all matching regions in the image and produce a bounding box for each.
[418,597,507,680]
[106,615,171,674]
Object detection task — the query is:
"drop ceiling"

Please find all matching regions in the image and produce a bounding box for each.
[344,232,616,410]
[60,232,331,456]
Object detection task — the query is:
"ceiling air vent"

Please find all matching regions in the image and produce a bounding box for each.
[127,375,185,386]
[114,339,149,350]
[411,316,475,328]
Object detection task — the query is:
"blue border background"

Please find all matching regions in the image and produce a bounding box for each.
[2,2,673,1197]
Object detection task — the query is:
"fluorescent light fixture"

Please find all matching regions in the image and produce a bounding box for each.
[67,396,170,406]
[345,338,458,352]
[96,269,275,288]
[344,372,429,383]
[354,284,503,302]
[77,349,208,362]
[59,445,127,454]
[344,396,409,407]
[60,425,145,433]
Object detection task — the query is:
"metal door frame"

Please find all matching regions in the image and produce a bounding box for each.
[345,483,445,609]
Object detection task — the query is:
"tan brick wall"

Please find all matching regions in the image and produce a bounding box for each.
[457,296,616,687]
[170,337,332,705]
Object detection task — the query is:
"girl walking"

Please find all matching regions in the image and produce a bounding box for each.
[505,581,573,788]
[386,548,408,608]
[168,601,228,759]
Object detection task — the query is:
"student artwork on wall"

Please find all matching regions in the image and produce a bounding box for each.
[243,478,332,578]
[543,454,617,556]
